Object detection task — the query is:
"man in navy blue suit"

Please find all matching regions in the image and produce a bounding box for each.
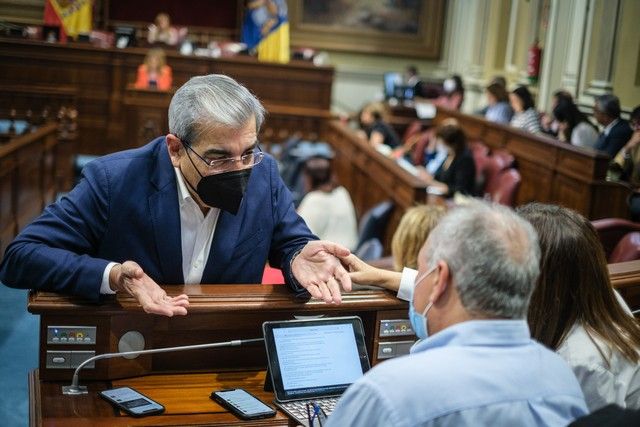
[0,74,351,316]
[594,94,632,158]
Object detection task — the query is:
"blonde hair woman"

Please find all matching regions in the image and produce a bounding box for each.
[135,48,173,91]
[391,205,446,271]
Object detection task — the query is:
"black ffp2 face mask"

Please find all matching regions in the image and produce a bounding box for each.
[182,167,253,215]
[195,168,252,214]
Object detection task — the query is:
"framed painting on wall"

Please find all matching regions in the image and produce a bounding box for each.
[288,0,446,59]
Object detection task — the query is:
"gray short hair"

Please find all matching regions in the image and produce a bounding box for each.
[168,74,265,143]
[595,94,621,119]
[422,201,540,319]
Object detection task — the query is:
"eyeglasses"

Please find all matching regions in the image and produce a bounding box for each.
[306,402,327,427]
[181,139,264,174]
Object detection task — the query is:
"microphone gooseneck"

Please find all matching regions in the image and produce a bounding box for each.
[62,338,264,395]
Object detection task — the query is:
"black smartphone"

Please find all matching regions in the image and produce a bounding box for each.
[210,388,276,420]
[99,386,165,417]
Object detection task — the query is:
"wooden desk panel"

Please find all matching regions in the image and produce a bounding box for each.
[0,38,334,155]
[29,284,407,381]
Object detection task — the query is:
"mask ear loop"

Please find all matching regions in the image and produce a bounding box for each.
[179,141,205,194]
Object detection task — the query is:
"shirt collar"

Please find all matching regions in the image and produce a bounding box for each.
[411,319,531,354]
[174,167,194,206]
[604,118,619,136]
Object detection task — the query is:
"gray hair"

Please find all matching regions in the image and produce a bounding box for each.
[422,201,540,319]
[595,94,621,119]
[168,74,265,143]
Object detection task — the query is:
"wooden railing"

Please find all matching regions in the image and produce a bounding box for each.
[0,122,61,258]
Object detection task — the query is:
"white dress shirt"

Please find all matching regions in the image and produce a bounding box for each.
[557,292,640,411]
[100,168,219,293]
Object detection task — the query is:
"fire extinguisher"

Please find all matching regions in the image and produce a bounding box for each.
[527,39,542,84]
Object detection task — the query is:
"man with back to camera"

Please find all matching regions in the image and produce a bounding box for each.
[0,74,352,316]
[594,94,633,158]
[327,202,588,426]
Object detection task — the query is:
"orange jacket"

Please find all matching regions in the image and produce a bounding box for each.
[134,64,172,91]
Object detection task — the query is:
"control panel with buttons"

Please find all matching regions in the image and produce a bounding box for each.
[46,350,95,369]
[47,326,96,345]
[377,340,415,359]
[379,319,414,337]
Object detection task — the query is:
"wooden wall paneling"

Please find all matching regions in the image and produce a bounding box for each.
[0,153,16,259]
[15,135,45,230]
[41,133,57,206]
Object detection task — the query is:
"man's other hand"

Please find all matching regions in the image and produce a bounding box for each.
[109,261,189,316]
[291,241,352,304]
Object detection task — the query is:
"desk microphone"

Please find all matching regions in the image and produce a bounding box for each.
[61,338,264,395]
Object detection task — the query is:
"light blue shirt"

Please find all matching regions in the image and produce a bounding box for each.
[326,320,588,427]
[485,101,514,124]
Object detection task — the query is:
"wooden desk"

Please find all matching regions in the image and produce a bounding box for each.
[433,107,632,220]
[30,370,291,426]
[28,284,411,425]
[0,38,334,155]
[324,120,428,250]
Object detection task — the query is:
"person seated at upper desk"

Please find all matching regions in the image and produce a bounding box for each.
[510,85,542,134]
[416,120,476,198]
[594,94,633,158]
[484,81,513,124]
[134,48,172,91]
[356,102,401,151]
[327,201,588,426]
[147,12,186,46]
[433,74,465,111]
[0,74,352,316]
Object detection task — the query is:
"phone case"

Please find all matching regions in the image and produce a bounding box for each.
[210,389,276,420]
[99,387,165,417]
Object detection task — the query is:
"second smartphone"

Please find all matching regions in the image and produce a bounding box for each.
[210,388,276,420]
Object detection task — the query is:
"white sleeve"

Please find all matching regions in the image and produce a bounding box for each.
[571,361,625,412]
[100,262,118,295]
[397,267,418,302]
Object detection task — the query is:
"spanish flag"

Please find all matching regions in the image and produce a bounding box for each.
[44,0,93,43]
[241,0,290,63]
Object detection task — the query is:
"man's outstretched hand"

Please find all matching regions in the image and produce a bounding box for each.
[109,261,189,316]
[291,241,352,304]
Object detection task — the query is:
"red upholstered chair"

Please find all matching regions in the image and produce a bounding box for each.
[491,149,515,169]
[610,232,640,263]
[483,154,513,195]
[592,218,640,260]
[402,120,423,144]
[485,168,521,207]
[469,141,490,193]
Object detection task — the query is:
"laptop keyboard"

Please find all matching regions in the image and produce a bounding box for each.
[280,396,339,419]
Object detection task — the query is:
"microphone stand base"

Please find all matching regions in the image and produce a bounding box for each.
[62,385,88,395]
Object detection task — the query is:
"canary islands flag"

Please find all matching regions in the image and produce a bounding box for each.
[241,0,290,63]
[44,0,93,43]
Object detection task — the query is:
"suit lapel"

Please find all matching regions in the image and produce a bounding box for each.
[148,139,184,283]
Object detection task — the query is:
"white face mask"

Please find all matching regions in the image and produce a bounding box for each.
[443,78,456,93]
